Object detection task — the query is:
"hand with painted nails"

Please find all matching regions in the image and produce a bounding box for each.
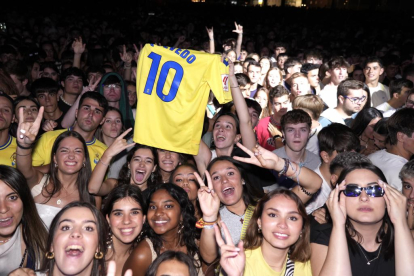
[326,180,347,227]
[214,222,245,276]
[194,171,220,222]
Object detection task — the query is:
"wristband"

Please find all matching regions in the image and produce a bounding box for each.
[273,135,282,140]
[196,218,217,229]
[278,158,289,177]
[99,159,110,166]
[16,141,32,150]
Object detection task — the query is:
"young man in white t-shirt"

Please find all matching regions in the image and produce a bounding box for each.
[369,108,414,190]
[319,56,350,108]
[363,57,390,107]
[376,79,413,113]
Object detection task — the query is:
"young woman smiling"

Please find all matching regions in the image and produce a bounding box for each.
[216,189,312,275]
[102,185,146,276]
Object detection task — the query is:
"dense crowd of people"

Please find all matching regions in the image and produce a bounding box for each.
[1,3,414,276]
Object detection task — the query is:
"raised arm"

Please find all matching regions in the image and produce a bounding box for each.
[319,181,351,276]
[61,76,101,128]
[16,107,45,189]
[88,129,135,196]
[381,180,414,276]
[194,139,212,179]
[233,143,322,204]
[194,171,221,264]
[173,35,186,49]
[72,37,85,69]
[232,22,243,59]
[120,45,133,81]
[228,61,256,150]
[206,26,215,54]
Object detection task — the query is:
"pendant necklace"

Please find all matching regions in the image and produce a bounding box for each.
[357,243,382,265]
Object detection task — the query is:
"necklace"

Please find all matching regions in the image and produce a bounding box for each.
[60,95,73,107]
[0,237,11,243]
[357,243,382,265]
[56,187,77,205]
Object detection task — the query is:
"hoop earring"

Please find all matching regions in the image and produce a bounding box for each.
[94,252,104,259]
[45,252,55,259]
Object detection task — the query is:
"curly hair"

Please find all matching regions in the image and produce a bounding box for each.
[143,184,200,269]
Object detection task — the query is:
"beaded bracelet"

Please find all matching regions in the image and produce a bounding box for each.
[278,158,289,177]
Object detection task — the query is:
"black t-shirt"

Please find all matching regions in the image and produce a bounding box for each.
[311,222,395,276]
[58,99,71,114]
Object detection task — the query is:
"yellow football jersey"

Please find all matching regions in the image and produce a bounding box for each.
[0,135,17,167]
[32,129,107,170]
[134,44,232,155]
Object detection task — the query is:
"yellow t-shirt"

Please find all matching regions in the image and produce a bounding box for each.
[244,247,312,276]
[32,129,107,170]
[0,135,17,167]
[134,44,233,155]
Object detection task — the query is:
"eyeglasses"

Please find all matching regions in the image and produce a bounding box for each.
[343,184,384,197]
[343,95,367,104]
[103,84,121,89]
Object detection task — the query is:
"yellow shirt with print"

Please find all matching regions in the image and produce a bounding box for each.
[243,246,312,276]
[32,129,107,170]
[0,135,17,167]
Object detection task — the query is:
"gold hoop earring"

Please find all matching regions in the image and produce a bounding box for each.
[45,251,55,259]
[94,252,104,259]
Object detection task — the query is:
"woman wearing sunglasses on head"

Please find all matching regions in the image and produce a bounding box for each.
[311,162,414,276]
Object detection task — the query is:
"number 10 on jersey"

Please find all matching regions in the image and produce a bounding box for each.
[143,52,184,102]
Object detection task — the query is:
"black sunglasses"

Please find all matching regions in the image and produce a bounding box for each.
[343,184,384,197]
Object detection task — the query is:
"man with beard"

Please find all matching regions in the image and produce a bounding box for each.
[320,80,366,126]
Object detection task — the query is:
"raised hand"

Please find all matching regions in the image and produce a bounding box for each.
[194,171,220,221]
[232,22,243,35]
[233,142,283,171]
[17,106,44,147]
[379,179,408,225]
[215,222,245,276]
[104,128,136,159]
[177,35,186,44]
[312,207,328,225]
[133,43,142,61]
[42,119,58,132]
[72,37,85,55]
[408,202,414,230]
[106,260,132,276]
[82,75,102,93]
[326,180,347,227]
[205,26,214,40]
[120,45,133,64]
[267,123,283,137]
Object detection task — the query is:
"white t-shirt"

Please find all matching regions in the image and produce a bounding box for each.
[320,108,346,125]
[368,149,407,190]
[306,165,331,214]
[376,101,395,113]
[307,124,322,156]
[319,84,338,108]
[369,83,390,107]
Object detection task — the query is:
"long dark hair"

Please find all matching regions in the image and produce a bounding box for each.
[46,131,95,205]
[207,156,264,207]
[118,144,158,189]
[336,162,394,260]
[145,251,198,276]
[244,188,311,262]
[95,106,125,145]
[0,165,48,266]
[41,201,107,275]
[143,184,200,268]
[102,185,147,253]
[350,107,383,137]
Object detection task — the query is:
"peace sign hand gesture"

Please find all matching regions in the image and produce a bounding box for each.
[194,171,220,222]
[233,142,283,171]
[215,222,245,276]
[232,22,243,35]
[17,106,44,147]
